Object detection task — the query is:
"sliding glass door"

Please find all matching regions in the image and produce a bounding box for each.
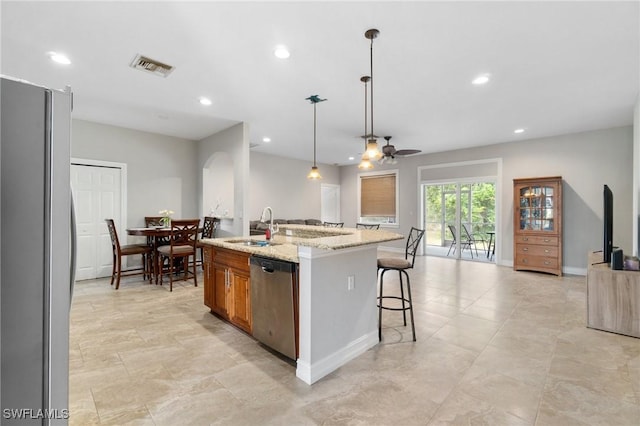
[422,181,496,261]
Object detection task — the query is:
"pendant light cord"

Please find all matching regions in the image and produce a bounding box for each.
[313,102,317,166]
[305,95,326,168]
[370,36,374,140]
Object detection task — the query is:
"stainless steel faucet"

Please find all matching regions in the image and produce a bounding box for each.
[260,206,278,240]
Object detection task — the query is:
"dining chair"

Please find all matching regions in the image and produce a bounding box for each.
[197,216,220,268]
[377,227,425,341]
[323,221,344,228]
[105,219,153,289]
[356,223,380,229]
[157,219,200,291]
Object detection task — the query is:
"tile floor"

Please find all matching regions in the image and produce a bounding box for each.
[69,254,640,425]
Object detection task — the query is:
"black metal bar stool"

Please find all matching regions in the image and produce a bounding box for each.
[377,227,425,341]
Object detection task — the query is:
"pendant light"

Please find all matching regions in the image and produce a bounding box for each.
[306,95,326,180]
[358,76,374,170]
[365,28,382,161]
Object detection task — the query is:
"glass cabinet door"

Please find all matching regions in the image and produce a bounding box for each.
[518,185,555,231]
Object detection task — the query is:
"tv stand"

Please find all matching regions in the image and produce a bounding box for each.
[587,252,640,338]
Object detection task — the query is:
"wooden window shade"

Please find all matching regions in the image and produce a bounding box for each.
[361,174,396,217]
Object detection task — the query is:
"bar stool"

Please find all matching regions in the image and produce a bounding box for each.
[377,227,425,341]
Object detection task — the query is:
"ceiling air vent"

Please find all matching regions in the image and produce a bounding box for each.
[129,54,174,78]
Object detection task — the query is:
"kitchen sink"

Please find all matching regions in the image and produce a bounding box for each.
[227,239,279,247]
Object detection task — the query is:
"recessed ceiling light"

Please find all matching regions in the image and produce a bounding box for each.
[48,51,71,65]
[348,156,355,161]
[262,137,271,143]
[199,97,212,106]
[472,74,490,85]
[274,45,290,59]
[514,128,525,134]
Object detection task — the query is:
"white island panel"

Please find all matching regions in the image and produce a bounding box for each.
[296,244,379,384]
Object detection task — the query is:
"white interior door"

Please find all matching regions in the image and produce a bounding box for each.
[321,184,340,223]
[71,163,123,280]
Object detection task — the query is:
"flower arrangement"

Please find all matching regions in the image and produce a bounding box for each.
[158,209,174,227]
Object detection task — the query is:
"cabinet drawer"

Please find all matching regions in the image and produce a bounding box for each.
[515,235,558,246]
[515,254,558,269]
[515,244,558,257]
[213,247,250,272]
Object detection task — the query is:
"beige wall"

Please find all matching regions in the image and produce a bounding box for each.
[249,152,340,221]
[198,123,250,237]
[340,126,634,273]
[71,119,199,229]
[72,118,635,273]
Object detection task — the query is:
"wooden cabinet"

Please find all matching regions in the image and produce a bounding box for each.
[203,246,252,334]
[513,176,563,276]
[587,252,640,338]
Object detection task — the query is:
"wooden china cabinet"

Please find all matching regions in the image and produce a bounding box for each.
[513,176,563,276]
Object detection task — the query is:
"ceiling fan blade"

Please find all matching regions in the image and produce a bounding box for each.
[394,149,421,156]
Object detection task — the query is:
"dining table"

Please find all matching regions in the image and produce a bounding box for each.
[126,226,172,283]
[127,225,204,283]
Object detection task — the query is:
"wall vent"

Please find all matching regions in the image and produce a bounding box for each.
[129,54,174,78]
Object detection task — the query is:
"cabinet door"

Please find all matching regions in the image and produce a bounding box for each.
[517,183,557,232]
[229,269,252,333]
[211,263,230,319]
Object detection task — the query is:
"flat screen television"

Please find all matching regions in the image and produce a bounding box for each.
[603,184,613,264]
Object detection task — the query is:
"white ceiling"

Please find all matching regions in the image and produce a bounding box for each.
[2,1,638,166]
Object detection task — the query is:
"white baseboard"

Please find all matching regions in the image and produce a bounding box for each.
[296,330,378,385]
[501,259,586,276]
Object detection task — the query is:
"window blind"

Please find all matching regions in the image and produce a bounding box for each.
[361,174,396,216]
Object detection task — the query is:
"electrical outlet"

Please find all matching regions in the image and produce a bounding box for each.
[347,275,355,290]
[286,229,293,236]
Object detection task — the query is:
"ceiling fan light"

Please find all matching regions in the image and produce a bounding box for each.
[307,166,322,180]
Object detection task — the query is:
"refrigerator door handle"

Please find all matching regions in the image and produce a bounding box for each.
[69,189,77,304]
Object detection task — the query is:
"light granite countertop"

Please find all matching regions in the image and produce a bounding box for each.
[200,224,404,263]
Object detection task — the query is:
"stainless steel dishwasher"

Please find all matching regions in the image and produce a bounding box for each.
[250,255,297,360]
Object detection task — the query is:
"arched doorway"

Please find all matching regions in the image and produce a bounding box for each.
[202,152,234,221]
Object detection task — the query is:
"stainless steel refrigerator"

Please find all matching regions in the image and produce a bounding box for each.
[1,76,74,425]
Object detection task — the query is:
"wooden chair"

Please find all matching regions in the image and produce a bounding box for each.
[197,216,220,268]
[377,227,425,341]
[157,219,199,291]
[105,219,153,289]
[356,223,380,229]
[145,216,170,243]
[323,221,344,228]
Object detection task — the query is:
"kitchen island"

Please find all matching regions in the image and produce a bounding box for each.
[200,224,403,384]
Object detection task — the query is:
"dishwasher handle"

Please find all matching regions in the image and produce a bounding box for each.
[250,255,297,274]
[261,266,275,274]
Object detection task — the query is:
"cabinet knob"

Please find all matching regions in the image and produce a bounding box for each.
[523,259,528,263]
[544,239,550,242]
[544,249,549,253]
[523,247,528,251]
[523,237,528,241]
[544,261,550,265]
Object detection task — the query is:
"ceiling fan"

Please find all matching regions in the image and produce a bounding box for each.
[379,136,421,164]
